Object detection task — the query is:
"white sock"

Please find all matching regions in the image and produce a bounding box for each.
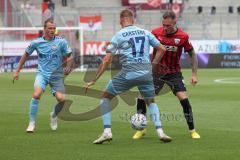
[104,128,112,134]
[156,128,164,137]
[29,121,35,125]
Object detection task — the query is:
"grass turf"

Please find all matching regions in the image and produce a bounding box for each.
[0,69,240,160]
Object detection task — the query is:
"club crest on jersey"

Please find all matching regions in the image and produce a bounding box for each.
[52,45,58,50]
[174,38,180,45]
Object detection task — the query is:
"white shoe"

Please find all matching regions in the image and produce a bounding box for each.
[26,122,35,133]
[50,112,58,131]
[156,129,172,143]
[158,132,172,143]
[93,132,113,144]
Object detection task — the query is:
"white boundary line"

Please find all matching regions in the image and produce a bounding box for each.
[214,78,240,84]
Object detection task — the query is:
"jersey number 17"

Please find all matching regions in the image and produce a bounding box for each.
[129,36,145,58]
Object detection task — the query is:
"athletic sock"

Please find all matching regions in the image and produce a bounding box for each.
[104,128,112,134]
[100,98,112,130]
[137,98,147,114]
[156,128,165,137]
[29,98,39,123]
[180,98,195,130]
[52,101,65,118]
[148,103,162,128]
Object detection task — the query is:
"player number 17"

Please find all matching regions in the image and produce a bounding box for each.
[129,36,145,58]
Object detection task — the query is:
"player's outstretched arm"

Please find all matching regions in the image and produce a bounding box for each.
[93,53,112,83]
[84,53,112,93]
[152,44,166,72]
[188,49,198,86]
[13,53,29,83]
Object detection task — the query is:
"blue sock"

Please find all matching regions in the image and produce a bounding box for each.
[29,98,39,123]
[52,102,64,118]
[148,103,162,129]
[100,98,111,128]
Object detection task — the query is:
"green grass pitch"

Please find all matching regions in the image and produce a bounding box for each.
[0,69,240,160]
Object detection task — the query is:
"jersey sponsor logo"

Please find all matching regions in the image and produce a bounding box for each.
[174,38,181,45]
[164,45,178,52]
[55,36,63,39]
[51,44,58,50]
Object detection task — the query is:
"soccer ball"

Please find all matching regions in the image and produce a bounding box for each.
[130,113,147,130]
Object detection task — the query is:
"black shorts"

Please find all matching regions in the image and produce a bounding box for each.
[153,72,186,95]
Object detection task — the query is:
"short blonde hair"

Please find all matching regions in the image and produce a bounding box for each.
[120,9,133,18]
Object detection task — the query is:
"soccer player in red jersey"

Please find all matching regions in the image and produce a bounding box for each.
[133,10,200,139]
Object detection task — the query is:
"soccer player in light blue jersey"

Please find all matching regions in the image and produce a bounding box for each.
[13,19,73,133]
[84,9,172,144]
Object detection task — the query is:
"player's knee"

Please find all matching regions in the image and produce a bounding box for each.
[102,91,115,99]
[33,87,43,99]
[176,91,188,100]
[57,97,65,102]
[32,93,41,100]
[56,94,65,102]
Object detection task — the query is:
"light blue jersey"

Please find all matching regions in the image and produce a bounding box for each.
[110,25,160,69]
[106,25,161,99]
[25,36,72,78]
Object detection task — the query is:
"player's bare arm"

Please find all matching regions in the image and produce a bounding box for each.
[63,53,73,75]
[84,53,112,93]
[152,44,166,72]
[188,49,198,86]
[13,52,29,82]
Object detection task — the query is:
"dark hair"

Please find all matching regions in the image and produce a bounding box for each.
[162,10,176,20]
[44,19,54,28]
[120,9,133,18]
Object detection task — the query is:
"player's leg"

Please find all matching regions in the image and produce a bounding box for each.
[176,91,200,139]
[93,80,119,144]
[171,72,200,139]
[135,73,170,116]
[136,96,147,114]
[134,95,147,139]
[145,98,172,142]
[53,91,65,116]
[26,74,47,133]
[136,73,164,115]
[93,91,115,144]
[132,95,147,139]
[93,75,135,144]
[138,84,172,142]
[133,74,165,139]
[49,77,65,131]
[48,91,65,131]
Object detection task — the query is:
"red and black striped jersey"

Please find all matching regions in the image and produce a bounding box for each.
[151,27,193,74]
